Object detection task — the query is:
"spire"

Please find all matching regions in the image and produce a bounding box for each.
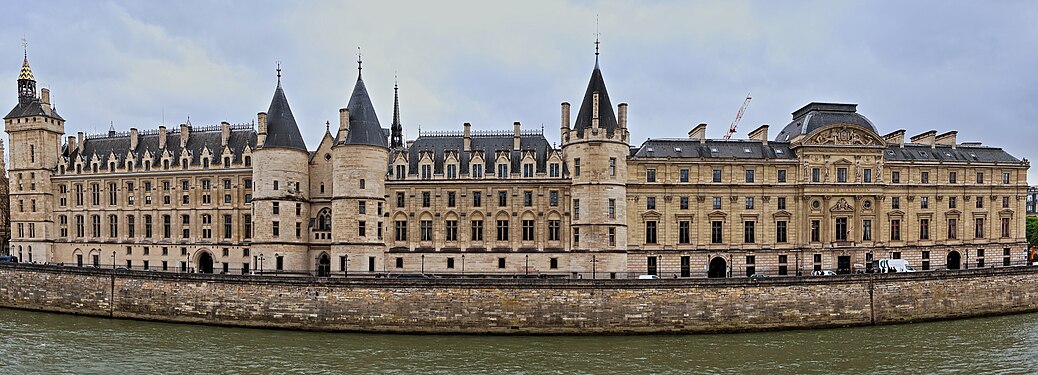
[390,75,403,148]
[17,38,36,105]
[572,32,618,137]
[261,65,307,151]
[338,56,388,148]
[594,15,601,67]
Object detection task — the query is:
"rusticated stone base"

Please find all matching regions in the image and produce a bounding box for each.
[1,263,1037,334]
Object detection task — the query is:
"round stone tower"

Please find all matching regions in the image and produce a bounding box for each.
[331,62,388,275]
[251,68,311,274]
[561,54,630,278]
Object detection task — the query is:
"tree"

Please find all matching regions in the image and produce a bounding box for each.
[1027,216,1038,251]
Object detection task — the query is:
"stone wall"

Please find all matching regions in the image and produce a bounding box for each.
[0,263,1036,334]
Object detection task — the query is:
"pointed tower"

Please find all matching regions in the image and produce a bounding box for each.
[390,80,404,149]
[5,48,65,263]
[332,54,389,274]
[561,39,630,278]
[251,65,312,273]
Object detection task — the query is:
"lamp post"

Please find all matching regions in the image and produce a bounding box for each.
[461,254,466,275]
[257,254,265,275]
[591,254,597,280]
[111,251,116,270]
[525,254,529,276]
[421,254,425,275]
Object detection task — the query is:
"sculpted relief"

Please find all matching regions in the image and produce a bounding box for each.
[809,125,883,146]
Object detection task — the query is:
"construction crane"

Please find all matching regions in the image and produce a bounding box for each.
[724,93,752,140]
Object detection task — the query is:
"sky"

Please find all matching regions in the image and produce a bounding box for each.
[1,1,1037,180]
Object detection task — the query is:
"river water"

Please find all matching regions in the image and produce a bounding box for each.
[0,308,1035,374]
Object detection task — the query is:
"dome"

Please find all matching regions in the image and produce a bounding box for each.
[774,103,878,142]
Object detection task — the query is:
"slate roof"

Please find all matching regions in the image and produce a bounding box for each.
[775,103,878,142]
[884,144,1020,163]
[573,60,618,137]
[261,81,307,151]
[4,99,63,120]
[632,139,797,159]
[65,126,257,169]
[406,132,554,176]
[339,72,388,148]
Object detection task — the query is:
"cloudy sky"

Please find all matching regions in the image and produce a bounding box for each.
[2,1,1037,180]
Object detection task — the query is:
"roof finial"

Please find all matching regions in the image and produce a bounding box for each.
[326,120,330,132]
[276,61,282,85]
[357,47,362,75]
[594,15,601,63]
[21,36,28,60]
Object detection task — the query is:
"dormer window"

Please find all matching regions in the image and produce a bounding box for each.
[497,163,508,178]
[549,163,560,178]
[472,163,484,178]
[523,163,533,178]
[447,164,458,179]
[421,164,432,180]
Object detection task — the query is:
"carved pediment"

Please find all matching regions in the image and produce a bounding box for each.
[945,209,962,217]
[707,210,728,219]
[999,209,1015,217]
[773,210,793,218]
[830,198,854,213]
[641,210,663,219]
[886,210,906,217]
[806,125,885,146]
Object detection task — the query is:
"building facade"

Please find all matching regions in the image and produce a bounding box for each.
[5,50,1030,277]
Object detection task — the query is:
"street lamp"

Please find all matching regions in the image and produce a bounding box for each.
[525,254,529,276]
[258,254,265,275]
[421,254,425,275]
[111,251,116,270]
[591,254,597,280]
[461,254,466,275]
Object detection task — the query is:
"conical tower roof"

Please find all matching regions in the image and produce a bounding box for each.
[572,59,618,136]
[19,55,33,81]
[262,71,307,151]
[340,68,388,148]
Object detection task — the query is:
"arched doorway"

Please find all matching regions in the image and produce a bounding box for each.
[947,251,961,270]
[198,252,214,274]
[708,257,727,278]
[316,253,331,277]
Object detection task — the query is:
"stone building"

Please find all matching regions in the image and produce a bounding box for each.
[5,49,1030,277]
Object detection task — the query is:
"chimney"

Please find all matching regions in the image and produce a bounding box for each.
[689,123,707,143]
[158,127,167,149]
[463,122,472,152]
[883,129,905,148]
[337,108,349,142]
[67,135,76,155]
[179,123,191,148]
[560,102,570,142]
[77,131,85,153]
[129,128,139,151]
[220,122,231,147]
[513,122,521,151]
[747,124,769,144]
[591,92,600,130]
[617,103,628,129]
[909,130,937,148]
[935,131,957,149]
[40,88,50,106]
[257,112,267,146]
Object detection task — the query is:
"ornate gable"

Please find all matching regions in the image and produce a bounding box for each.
[804,124,886,147]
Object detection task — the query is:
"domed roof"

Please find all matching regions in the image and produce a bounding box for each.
[774,103,878,142]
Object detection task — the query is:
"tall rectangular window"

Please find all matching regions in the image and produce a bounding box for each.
[471,220,484,241]
[920,218,930,240]
[1002,217,1011,238]
[646,168,656,182]
[609,158,616,177]
[394,220,408,241]
[711,221,723,244]
[811,220,820,242]
[975,218,985,239]
[548,220,560,241]
[862,219,872,241]
[679,221,690,244]
[892,171,901,183]
[420,220,432,241]
[496,220,509,241]
[743,221,755,243]
[645,221,658,244]
[574,158,581,176]
[712,168,722,182]
[863,169,872,183]
[777,169,787,183]
[776,221,787,243]
[890,219,901,241]
[835,217,847,241]
[745,169,755,183]
[812,168,820,182]
[948,218,958,239]
[608,199,616,219]
[680,168,689,183]
[522,220,535,241]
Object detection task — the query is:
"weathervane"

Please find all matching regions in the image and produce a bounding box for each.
[357,47,362,73]
[276,61,282,83]
[21,36,28,58]
[594,15,601,58]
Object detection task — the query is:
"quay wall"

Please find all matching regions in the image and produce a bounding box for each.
[0,264,1036,334]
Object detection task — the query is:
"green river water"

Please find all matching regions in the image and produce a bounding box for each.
[0,307,1035,374]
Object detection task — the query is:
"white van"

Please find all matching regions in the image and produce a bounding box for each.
[877,259,915,273]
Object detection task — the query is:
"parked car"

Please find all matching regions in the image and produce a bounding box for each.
[876,259,915,273]
[637,274,660,280]
[749,273,768,278]
[0,256,17,263]
[812,270,838,276]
